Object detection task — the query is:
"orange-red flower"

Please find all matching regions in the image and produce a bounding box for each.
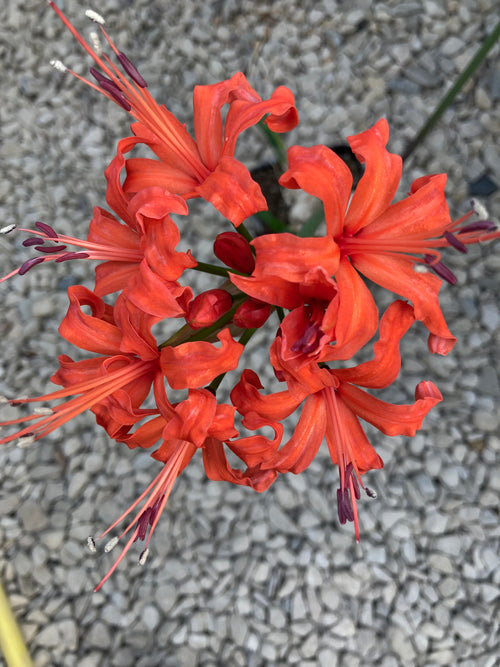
[0,286,160,447]
[231,301,443,539]
[93,374,280,590]
[279,119,499,355]
[48,2,298,225]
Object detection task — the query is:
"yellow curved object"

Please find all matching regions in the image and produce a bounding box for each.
[0,581,33,667]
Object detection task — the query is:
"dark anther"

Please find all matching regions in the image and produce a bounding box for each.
[118,52,147,88]
[35,221,58,238]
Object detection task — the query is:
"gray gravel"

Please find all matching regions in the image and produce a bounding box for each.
[1,0,499,666]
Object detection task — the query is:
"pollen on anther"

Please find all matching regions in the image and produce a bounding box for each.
[33,407,54,416]
[89,31,103,56]
[85,9,106,25]
[138,548,149,566]
[17,434,36,449]
[471,199,488,220]
[87,537,97,553]
[1,224,16,235]
[365,487,377,499]
[50,59,67,73]
[104,536,119,553]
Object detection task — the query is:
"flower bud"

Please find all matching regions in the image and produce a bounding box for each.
[186,289,233,329]
[214,232,255,274]
[233,298,271,329]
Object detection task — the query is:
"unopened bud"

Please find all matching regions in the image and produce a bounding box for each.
[186,289,233,329]
[214,232,255,274]
[233,298,271,329]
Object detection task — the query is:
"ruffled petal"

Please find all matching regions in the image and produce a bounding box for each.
[194,156,267,226]
[193,72,261,170]
[337,381,442,437]
[345,119,402,234]
[355,173,450,240]
[280,144,352,238]
[160,329,243,390]
[350,253,456,355]
[231,369,303,422]
[202,437,277,492]
[321,258,379,361]
[260,394,326,473]
[333,300,415,388]
[58,285,123,356]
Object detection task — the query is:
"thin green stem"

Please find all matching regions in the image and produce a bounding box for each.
[237,222,253,243]
[298,205,325,237]
[257,119,287,167]
[192,261,231,277]
[402,20,500,161]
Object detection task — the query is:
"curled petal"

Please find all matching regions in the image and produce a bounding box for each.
[160,329,243,390]
[231,370,303,422]
[280,144,352,238]
[356,173,450,240]
[322,258,379,361]
[58,285,122,356]
[350,253,456,355]
[345,119,402,234]
[337,381,442,437]
[202,437,277,492]
[333,300,415,388]
[194,156,268,226]
[261,394,327,474]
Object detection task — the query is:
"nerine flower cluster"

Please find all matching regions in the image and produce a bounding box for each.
[1,3,498,591]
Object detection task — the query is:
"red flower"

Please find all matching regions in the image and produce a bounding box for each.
[231,301,442,540]
[48,2,298,225]
[279,119,499,355]
[0,286,160,447]
[93,375,279,590]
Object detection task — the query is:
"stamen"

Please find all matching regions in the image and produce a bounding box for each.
[18,257,45,275]
[470,199,488,219]
[424,255,457,285]
[35,221,58,238]
[22,238,43,247]
[0,396,9,404]
[85,9,105,25]
[365,487,377,499]
[117,52,147,88]
[444,231,467,254]
[138,548,149,566]
[50,59,68,73]
[104,536,119,553]
[55,251,91,262]
[89,68,132,110]
[87,537,97,553]
[458,220,497,234]
[35,244,68,254]
[0,224,16,235]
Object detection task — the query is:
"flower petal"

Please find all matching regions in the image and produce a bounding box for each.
[333,300,415,388]
[345,119,402,234]
[337,381,442,437]
[350,253,456,354]
[322,258,379,361]
[160,329,243,390]
[260,394,326,473]
[231,370,303,422]
[280,144,352,238]
[58,285,123,355]
[194,156,268,226]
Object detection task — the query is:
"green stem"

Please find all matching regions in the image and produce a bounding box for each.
[192,261,231,277]
[257,119,287,167]
[237,222,253,243]
[402,20,500,161]
[298,205,325,237]
[254,210,289,233]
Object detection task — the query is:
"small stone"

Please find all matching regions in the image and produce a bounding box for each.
[332,617,356,637]
[17,502,48,532]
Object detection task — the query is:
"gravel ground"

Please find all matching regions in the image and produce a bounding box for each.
[1,0,499,666]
